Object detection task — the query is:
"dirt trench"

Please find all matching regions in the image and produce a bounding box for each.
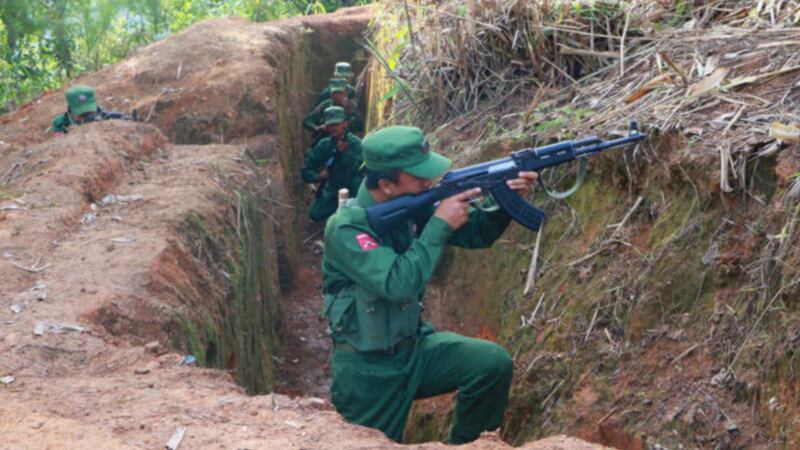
[0,7,609,450]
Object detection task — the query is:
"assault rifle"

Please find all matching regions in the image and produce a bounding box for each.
[82,108,139,123]
[61,108,139,133]
[366,122,645,235]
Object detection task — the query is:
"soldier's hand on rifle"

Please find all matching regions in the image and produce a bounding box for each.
[318,168,330,181]
[506,171,538,194]
[434,188,481,230]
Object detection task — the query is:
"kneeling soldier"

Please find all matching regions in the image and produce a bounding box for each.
[321,125,538,443]
[300,106,364,222]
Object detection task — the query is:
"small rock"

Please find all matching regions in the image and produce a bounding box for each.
[110,236,136,244]
[101,194,117,205]
[80,213,97,224]
[0,375,15,385]
[34,283,46,301]
[291,358,299,364]
[298,397,325,409]
[33,321,85,336]
[10,304,23,315]
[135,361,159,375]
[144,341,160,353]
[102,193,144,205]
[725,419,739,433]
[33,322,47,336]
[285,420,303,429]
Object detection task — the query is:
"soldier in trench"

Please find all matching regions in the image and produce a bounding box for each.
[321,125,538,443]
[303,78,364,144]
[300,105,364,222]
[51,85,136,133]
[314,62,357,106]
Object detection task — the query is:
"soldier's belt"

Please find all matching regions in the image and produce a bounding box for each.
[334,337,415,356]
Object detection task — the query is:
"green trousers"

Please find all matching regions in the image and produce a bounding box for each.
[330,331,513,444]
[309,193,338,222]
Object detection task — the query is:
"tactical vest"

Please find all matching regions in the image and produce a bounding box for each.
[323,200,424,352]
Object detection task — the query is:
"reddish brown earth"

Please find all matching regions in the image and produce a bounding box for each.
[0,7,606,450]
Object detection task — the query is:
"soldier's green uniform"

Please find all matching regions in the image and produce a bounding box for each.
[304,79,364,136]
[316,62,357,105]
[51,85,99,133]
[51,113,76,133]
[316,81,356,106]
[322,126,514,444]
[301,107,364,222]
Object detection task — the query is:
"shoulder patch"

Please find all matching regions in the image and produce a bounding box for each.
[355,233,379,251]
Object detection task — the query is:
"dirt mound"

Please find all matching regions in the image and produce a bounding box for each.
[0,6,370,152]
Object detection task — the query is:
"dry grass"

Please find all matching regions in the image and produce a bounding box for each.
[374,0,800,193]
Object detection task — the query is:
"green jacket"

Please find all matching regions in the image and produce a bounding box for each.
[315,84,357,106]
[322,183,512,352]
[303,99,364,135]
[301,133,364,221]
[51,113,75,133]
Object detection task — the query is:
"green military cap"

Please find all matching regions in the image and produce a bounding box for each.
[324,106,346,125]
[363,126,451,179]
[329,78,347,93]
[334,62,354,78]
[66,85,97,116]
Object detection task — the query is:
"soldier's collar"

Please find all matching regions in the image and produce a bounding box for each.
[356,181,377,208]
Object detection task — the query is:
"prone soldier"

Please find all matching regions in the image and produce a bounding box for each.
[52,85,137,133]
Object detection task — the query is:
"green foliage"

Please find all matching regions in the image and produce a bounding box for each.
[0,0,369,110]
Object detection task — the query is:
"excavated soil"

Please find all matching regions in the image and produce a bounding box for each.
[0,7,606,450]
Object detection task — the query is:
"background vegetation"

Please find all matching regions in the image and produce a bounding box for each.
[0,0,367,111]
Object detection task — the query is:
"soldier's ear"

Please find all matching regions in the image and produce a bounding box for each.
[377,179,394,196]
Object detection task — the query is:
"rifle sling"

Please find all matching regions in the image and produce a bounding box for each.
[538,157,587,200]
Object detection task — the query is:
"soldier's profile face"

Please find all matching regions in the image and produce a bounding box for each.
[384,171,431,197]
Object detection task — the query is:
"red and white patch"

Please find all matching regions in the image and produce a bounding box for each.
[355,233,379,251]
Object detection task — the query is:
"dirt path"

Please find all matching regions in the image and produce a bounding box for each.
[275,229,331,400]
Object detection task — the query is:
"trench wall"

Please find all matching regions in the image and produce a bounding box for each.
[174,10,372,394]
